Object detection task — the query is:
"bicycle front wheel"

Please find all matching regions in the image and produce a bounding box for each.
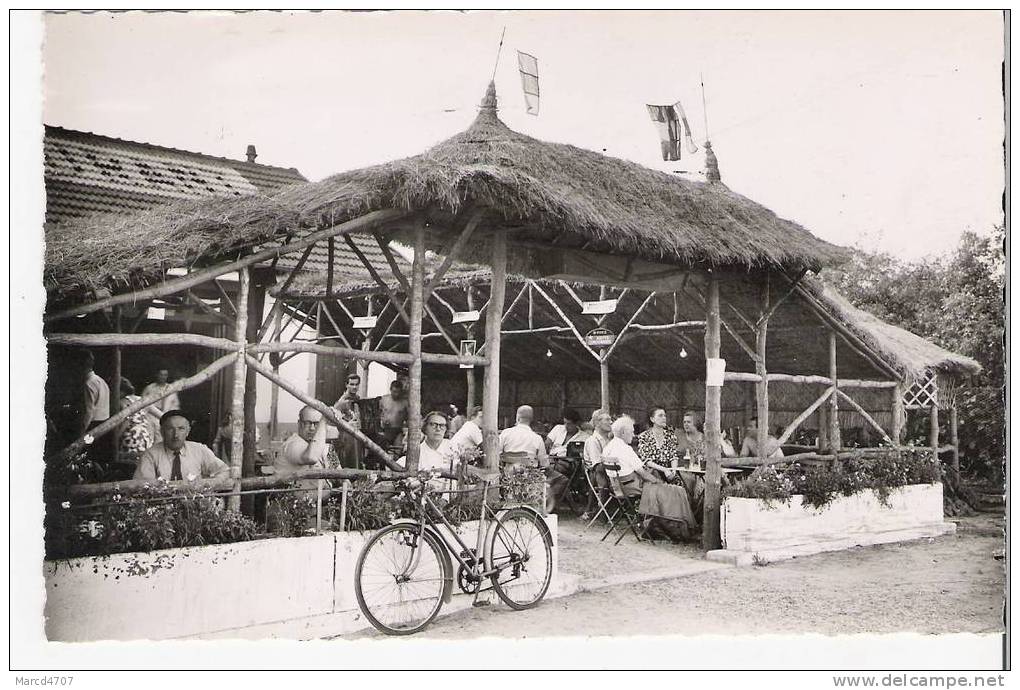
[487,508,553,610]
[355,524,448,635]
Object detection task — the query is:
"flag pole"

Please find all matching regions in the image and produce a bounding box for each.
[700,72,711,141]
[490,26,507,82]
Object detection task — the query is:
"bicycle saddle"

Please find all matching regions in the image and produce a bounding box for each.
[465,464,500,482]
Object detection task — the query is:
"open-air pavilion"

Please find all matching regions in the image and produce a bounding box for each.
[43,83,980,548]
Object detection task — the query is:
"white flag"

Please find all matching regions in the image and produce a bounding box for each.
[517,51,540,116]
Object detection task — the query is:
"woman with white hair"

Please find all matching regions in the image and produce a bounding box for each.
[602,415,698,542]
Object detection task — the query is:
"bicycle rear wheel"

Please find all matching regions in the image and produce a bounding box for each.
[487,508,553,610]
[354,524,447,635]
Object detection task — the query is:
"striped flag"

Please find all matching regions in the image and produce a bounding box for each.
[517,51,540,116]
[646,101,699,161]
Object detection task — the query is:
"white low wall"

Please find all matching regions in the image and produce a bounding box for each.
[711,483,955,565]
[44,514,559,641]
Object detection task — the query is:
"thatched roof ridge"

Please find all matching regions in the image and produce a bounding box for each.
[804,279,981,380]
[45,85,852,306]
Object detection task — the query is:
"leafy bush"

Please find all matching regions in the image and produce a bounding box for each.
[723,449,942,511]
[46,480,258,559]
[266,490,319,538]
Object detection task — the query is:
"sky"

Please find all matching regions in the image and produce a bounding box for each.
[41,10,1005,261]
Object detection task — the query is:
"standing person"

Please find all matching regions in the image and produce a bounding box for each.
[134,410,229,481]
[115,377,153,472]
[276,405,330,492]
[334,372,363,469]
[637,406,682,476]
[378,379,409,448]
[581,409,613,522]
[79,350,112,465]
[142,367,180,444]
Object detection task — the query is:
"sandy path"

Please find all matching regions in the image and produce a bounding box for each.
[346,513,1004,639]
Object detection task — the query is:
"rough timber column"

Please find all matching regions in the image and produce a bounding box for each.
[405,223,426,472]
[828,331,841,452]
[483,228,508,470]
[359,297,373,398]
[891,382,905,445]
[755,276,769,458]
[600,353,611,412]
[228,267,250,511]
[465,287,477,412]
[703,272,723,550]
[928,403,940,453]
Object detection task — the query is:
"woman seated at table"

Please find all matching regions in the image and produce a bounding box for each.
[602,415,698,543]
[637,406,681,479]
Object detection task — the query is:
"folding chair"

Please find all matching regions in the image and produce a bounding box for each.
[548,441,588,515]
[599,464,649,544]
[583,463,616,530]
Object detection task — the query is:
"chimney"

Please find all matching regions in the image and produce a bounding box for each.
[704,140,721,183]
[245,145,257,163]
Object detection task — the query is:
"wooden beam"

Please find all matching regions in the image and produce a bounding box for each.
[721,371,898,388]
[545,337,601,375]
[185,291,235,327]
[603,291,656,360]
[46,208,406,323]
[483,228,508,470]
[373,232,411,293]
[46,332,237,350]
[274,242,317,298]
[835,389,894,446]
[600,356,611,411]
[343,232,411,326]
[110,306,122,456]
[213,279,237,317]
[51,352,237,465]
[424,302,460,354]
[269,302,283,441]
[371,298,409,351]
[755,281,769,463]
[252,340,487,367]
[950,405,960,478]
[891,382,905,445]
[531,281,601,361]
[777,388,833,445]
[318,302,354,350]
[929,403,940,454]
[244,354,401,471]
[405,222,426,472]
[756,268,807,328]
[242,277,265,512]
[703,272,723,550]
[424,209,484,296]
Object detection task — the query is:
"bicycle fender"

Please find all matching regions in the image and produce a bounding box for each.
[389,519,455,604]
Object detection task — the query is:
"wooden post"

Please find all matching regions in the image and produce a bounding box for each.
[703,272,723,550]
[818,402,829,450]
[950,405,960,477]
[755,281,769,460]
[599,352,610,412]
[891,382,905,445]
[929,403,940,454]
[828,331,840,453]
[406,223,426,473]
[359,297,373,398]
[243,275,267,513]
[483,228,507,470]
[111,305,122,459]
[228,267,250,512]
[465,287,477,412]
[269,300,283,441]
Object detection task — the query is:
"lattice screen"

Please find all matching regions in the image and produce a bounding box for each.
[903,371,939,409]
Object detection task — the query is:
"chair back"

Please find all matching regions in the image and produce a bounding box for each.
[500,451,535,467]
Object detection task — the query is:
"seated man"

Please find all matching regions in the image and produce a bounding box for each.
[449,406,484,458]
[500,405,565,513]
[581,409,613,521]
[135,410,229,481]
[738,416,785,458]
[277,405,330,491]
[602,415,698,543]
[545,408,589,458]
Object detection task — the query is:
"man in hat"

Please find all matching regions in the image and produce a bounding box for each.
[134,410,229,481]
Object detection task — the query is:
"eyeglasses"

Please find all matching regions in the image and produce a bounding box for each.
[426,422,447,429]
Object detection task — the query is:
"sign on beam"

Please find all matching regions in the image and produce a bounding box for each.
[584,327,616,349]
[352,316,378,330]
[452,310,480,324]
[581,299,618,316]
[459,339,477,369]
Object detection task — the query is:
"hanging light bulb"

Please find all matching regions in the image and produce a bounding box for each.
[679,346,688,359]
[546,348,553,358]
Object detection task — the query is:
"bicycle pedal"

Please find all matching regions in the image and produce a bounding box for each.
[472,599,491,608]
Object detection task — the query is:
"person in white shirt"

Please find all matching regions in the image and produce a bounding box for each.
[79,350,112,464]
[499,405,548,464]
[142,367,180,444]
[545,408,588,457]
[277,406,330,491]
[449,406,484,457]
[398,410,454,493]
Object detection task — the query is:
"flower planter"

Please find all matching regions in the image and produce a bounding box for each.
[44,514,559,641]
[709,483,955,565]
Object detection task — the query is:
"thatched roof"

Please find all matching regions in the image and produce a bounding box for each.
[44,83,846,307]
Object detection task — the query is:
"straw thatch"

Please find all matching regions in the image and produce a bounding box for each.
[45,82,847,306]
[805,280,981,379]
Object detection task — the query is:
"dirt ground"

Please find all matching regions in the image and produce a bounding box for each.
[346,512,1005,639]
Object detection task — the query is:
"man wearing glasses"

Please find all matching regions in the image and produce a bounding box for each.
[276,405,329,491]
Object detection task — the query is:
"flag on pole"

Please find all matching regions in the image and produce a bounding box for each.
[517,51,540,115]
[646,101,699,161]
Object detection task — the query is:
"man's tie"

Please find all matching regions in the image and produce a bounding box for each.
[170,450,183,481]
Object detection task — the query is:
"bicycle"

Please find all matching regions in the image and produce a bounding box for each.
[354,464,554,635]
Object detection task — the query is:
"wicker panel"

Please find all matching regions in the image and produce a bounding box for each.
[903,372,938,409]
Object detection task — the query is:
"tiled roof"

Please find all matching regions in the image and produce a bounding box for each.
[44,125,307,225]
